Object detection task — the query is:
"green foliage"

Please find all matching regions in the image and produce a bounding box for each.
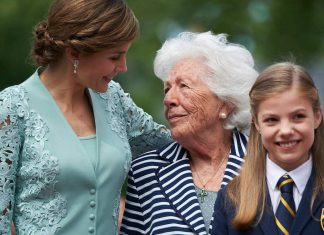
[1,0,324,123]
[0,0,52,88]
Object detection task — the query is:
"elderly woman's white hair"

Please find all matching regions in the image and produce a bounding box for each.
[154,31,258,131]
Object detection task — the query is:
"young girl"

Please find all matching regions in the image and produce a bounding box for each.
[210,62,324,235]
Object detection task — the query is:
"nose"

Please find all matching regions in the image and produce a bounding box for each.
[163,87,178,108]
[279,120,294,136]
[117,56,127,73]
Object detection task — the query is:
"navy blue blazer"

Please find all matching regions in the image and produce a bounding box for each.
[120,131,248,235]
[210,171,324,235]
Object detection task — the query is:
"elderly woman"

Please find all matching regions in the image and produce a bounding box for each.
[120,31,258,235]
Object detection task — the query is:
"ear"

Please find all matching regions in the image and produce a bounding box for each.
[219,102,234,118]
[314,107,323,129]
[65,47,79,62]
[252,116,261,133]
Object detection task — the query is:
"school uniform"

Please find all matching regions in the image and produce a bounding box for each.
[210,157,324,235]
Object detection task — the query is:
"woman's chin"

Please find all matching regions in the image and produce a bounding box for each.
[93,84,109,93]
[171,128,188,143]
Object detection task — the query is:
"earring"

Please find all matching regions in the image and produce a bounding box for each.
[73,60,79,74]
[219,112,227,119]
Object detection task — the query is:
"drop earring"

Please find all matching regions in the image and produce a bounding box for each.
[73,60,79,74]
[219,112,227,119]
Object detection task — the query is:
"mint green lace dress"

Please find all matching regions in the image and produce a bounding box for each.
[0,70,171,235]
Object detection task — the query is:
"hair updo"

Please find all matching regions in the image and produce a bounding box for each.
[31,0,139,67]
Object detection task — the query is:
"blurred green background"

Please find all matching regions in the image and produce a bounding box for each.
[1,0,324,125]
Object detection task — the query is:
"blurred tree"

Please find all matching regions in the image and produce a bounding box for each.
[253,0,324,65]
[123,0,324,122]
[1,0,323,123]
[0,0,52,87]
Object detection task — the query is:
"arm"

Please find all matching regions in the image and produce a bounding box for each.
[120,167,146,235]
[0,87,22,234]
[116,82,171,157]
[209,188,229,235]
[11,222,16,235]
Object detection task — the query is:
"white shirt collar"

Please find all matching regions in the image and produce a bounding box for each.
[266,155,312,195]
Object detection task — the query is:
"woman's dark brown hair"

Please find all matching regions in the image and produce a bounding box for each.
[31,0,139,67]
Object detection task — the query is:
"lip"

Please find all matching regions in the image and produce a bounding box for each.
[167,114,186,121]
[276,140,300,149]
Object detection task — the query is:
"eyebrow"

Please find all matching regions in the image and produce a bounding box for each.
[111,50,127,55]
[289,108,308,114]
[260,113,276,118]
[163,81,170,87]
[260,108,307,117]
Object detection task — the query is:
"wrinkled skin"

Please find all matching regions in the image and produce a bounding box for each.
[163,58,227,148]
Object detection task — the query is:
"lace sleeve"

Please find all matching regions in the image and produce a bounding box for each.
[116,83,171,158]
[0,87,23,233]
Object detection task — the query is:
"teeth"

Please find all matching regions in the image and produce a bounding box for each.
[279,141,297,148]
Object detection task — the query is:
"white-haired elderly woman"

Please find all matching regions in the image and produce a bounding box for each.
[120,31,258,235]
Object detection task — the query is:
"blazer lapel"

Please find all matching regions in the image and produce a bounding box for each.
[154,131,248,235]
[156,143,207,235]
[259,192,279,235]
[290,171,323,234]
[22,73,96,180]
[221,130,248,189]
[88,90,100,172]
[88,89,132,188]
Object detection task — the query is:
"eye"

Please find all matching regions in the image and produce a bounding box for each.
[293,113,306,121]
[180,83,189,88]
[263,117,278,124]
[109,55,121,61]
[164,87,170,94]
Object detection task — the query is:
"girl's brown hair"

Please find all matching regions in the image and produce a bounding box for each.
[31,0,139,67]
[227,62,324,229]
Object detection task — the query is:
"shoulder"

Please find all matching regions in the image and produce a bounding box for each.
[216,186,229,206]
[0,70,39,108]
[230,130,248,161]
[130,141,177,172]
[107,80,124,95]
[213,187,235,221]
[233,130,248,148]
[131,147,165,171]
[0,85,28,122]
[92,81,128,114]
[211,187,241,235]
[227,131,248,169]
[0,84,25,99]
[98,81,125,98]
[95,81,134,110]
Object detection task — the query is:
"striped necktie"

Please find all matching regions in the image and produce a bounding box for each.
[275,174,296,235]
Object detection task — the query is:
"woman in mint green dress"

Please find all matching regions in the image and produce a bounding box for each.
[0,0,171,234]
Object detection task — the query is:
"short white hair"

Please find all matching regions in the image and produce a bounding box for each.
[154,31,258,131]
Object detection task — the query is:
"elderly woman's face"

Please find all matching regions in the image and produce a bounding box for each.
[163,58,223,141]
